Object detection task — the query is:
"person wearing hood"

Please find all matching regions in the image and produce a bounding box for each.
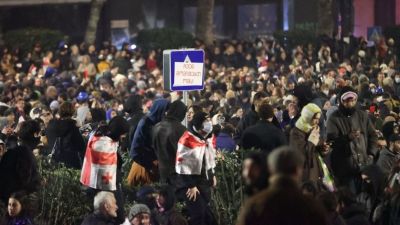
[46,101,86,169]
[81,116,130,225]
[17,119,41,152]
[128,99,170,186]
[293,83,327,138]
[124,94,145,151]
[236,92,268,143]
[175,111,218,225]
[377,134,400,179]
[326,86,378,194]
[152,100,187,185]
[153,186,188,225]
[357,164,385,222]
[290,103,334,193]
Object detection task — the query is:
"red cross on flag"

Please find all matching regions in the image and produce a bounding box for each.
[80,135,118,191]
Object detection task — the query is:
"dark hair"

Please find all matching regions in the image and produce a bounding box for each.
[58,92,68,101]
[220,123,235,135]
[191,112,208,131]
[189,104,203,114]
[95,116,129,141]
[17,120,41,141]
[59,102,75,118]
[252,91,267,103]
[258,99,274,120]
[7,191,36,219]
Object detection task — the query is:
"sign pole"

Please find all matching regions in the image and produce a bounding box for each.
[182,91,189,128]
[163,49,204,128]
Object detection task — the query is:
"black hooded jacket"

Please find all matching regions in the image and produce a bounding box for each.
[46,118,86,169]
[125,95,145,150]
[152,101,187,184]
[0,145,41,204]
[326,87,378,182]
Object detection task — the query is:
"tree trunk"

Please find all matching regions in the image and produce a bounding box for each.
[84,0,105,44]
[317,0,334,37]
[195,0,214,46]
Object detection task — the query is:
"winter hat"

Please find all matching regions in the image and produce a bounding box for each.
[128,204,151,220]
[339,86,358,103]
[124,95,142,114]
[136,186,156,199]
[295,103,321,133]
[382,121,398,141]
[166,100,187,122]
[108,116,129,141]
[50,100,60,111]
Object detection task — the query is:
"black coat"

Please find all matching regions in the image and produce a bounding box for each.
[0,146,40,203]
[236,109,259,143]
[152,116,186,184]
[125,111,144,152]
[241,120,287,154]
[326,108,378,182]
[376,148,398,178]
[290,127,324,190]
[80,212,115,225]
[340,204,371,225]
[46,118,86,169]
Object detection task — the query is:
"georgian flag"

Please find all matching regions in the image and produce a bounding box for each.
[175,131,217,175]
[80,136,118,191]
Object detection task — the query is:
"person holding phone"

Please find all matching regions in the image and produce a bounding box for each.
[290,103,334,193]
[326,87,378,194]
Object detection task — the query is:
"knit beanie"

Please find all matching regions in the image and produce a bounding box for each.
[128,204,151,220]
[166,100,187,122]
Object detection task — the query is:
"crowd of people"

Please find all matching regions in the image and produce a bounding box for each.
[0,33,399,225]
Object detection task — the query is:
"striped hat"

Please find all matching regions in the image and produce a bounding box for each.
[340,91,358,102]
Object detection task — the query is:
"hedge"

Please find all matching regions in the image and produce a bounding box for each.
[136,28,195,52]
[0,150,246,225]
[3,28,65,53]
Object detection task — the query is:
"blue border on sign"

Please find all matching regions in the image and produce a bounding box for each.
[170,50,205,91]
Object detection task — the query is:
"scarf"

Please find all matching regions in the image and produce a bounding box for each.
[175,131,217,176]
[295,103,321,133]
